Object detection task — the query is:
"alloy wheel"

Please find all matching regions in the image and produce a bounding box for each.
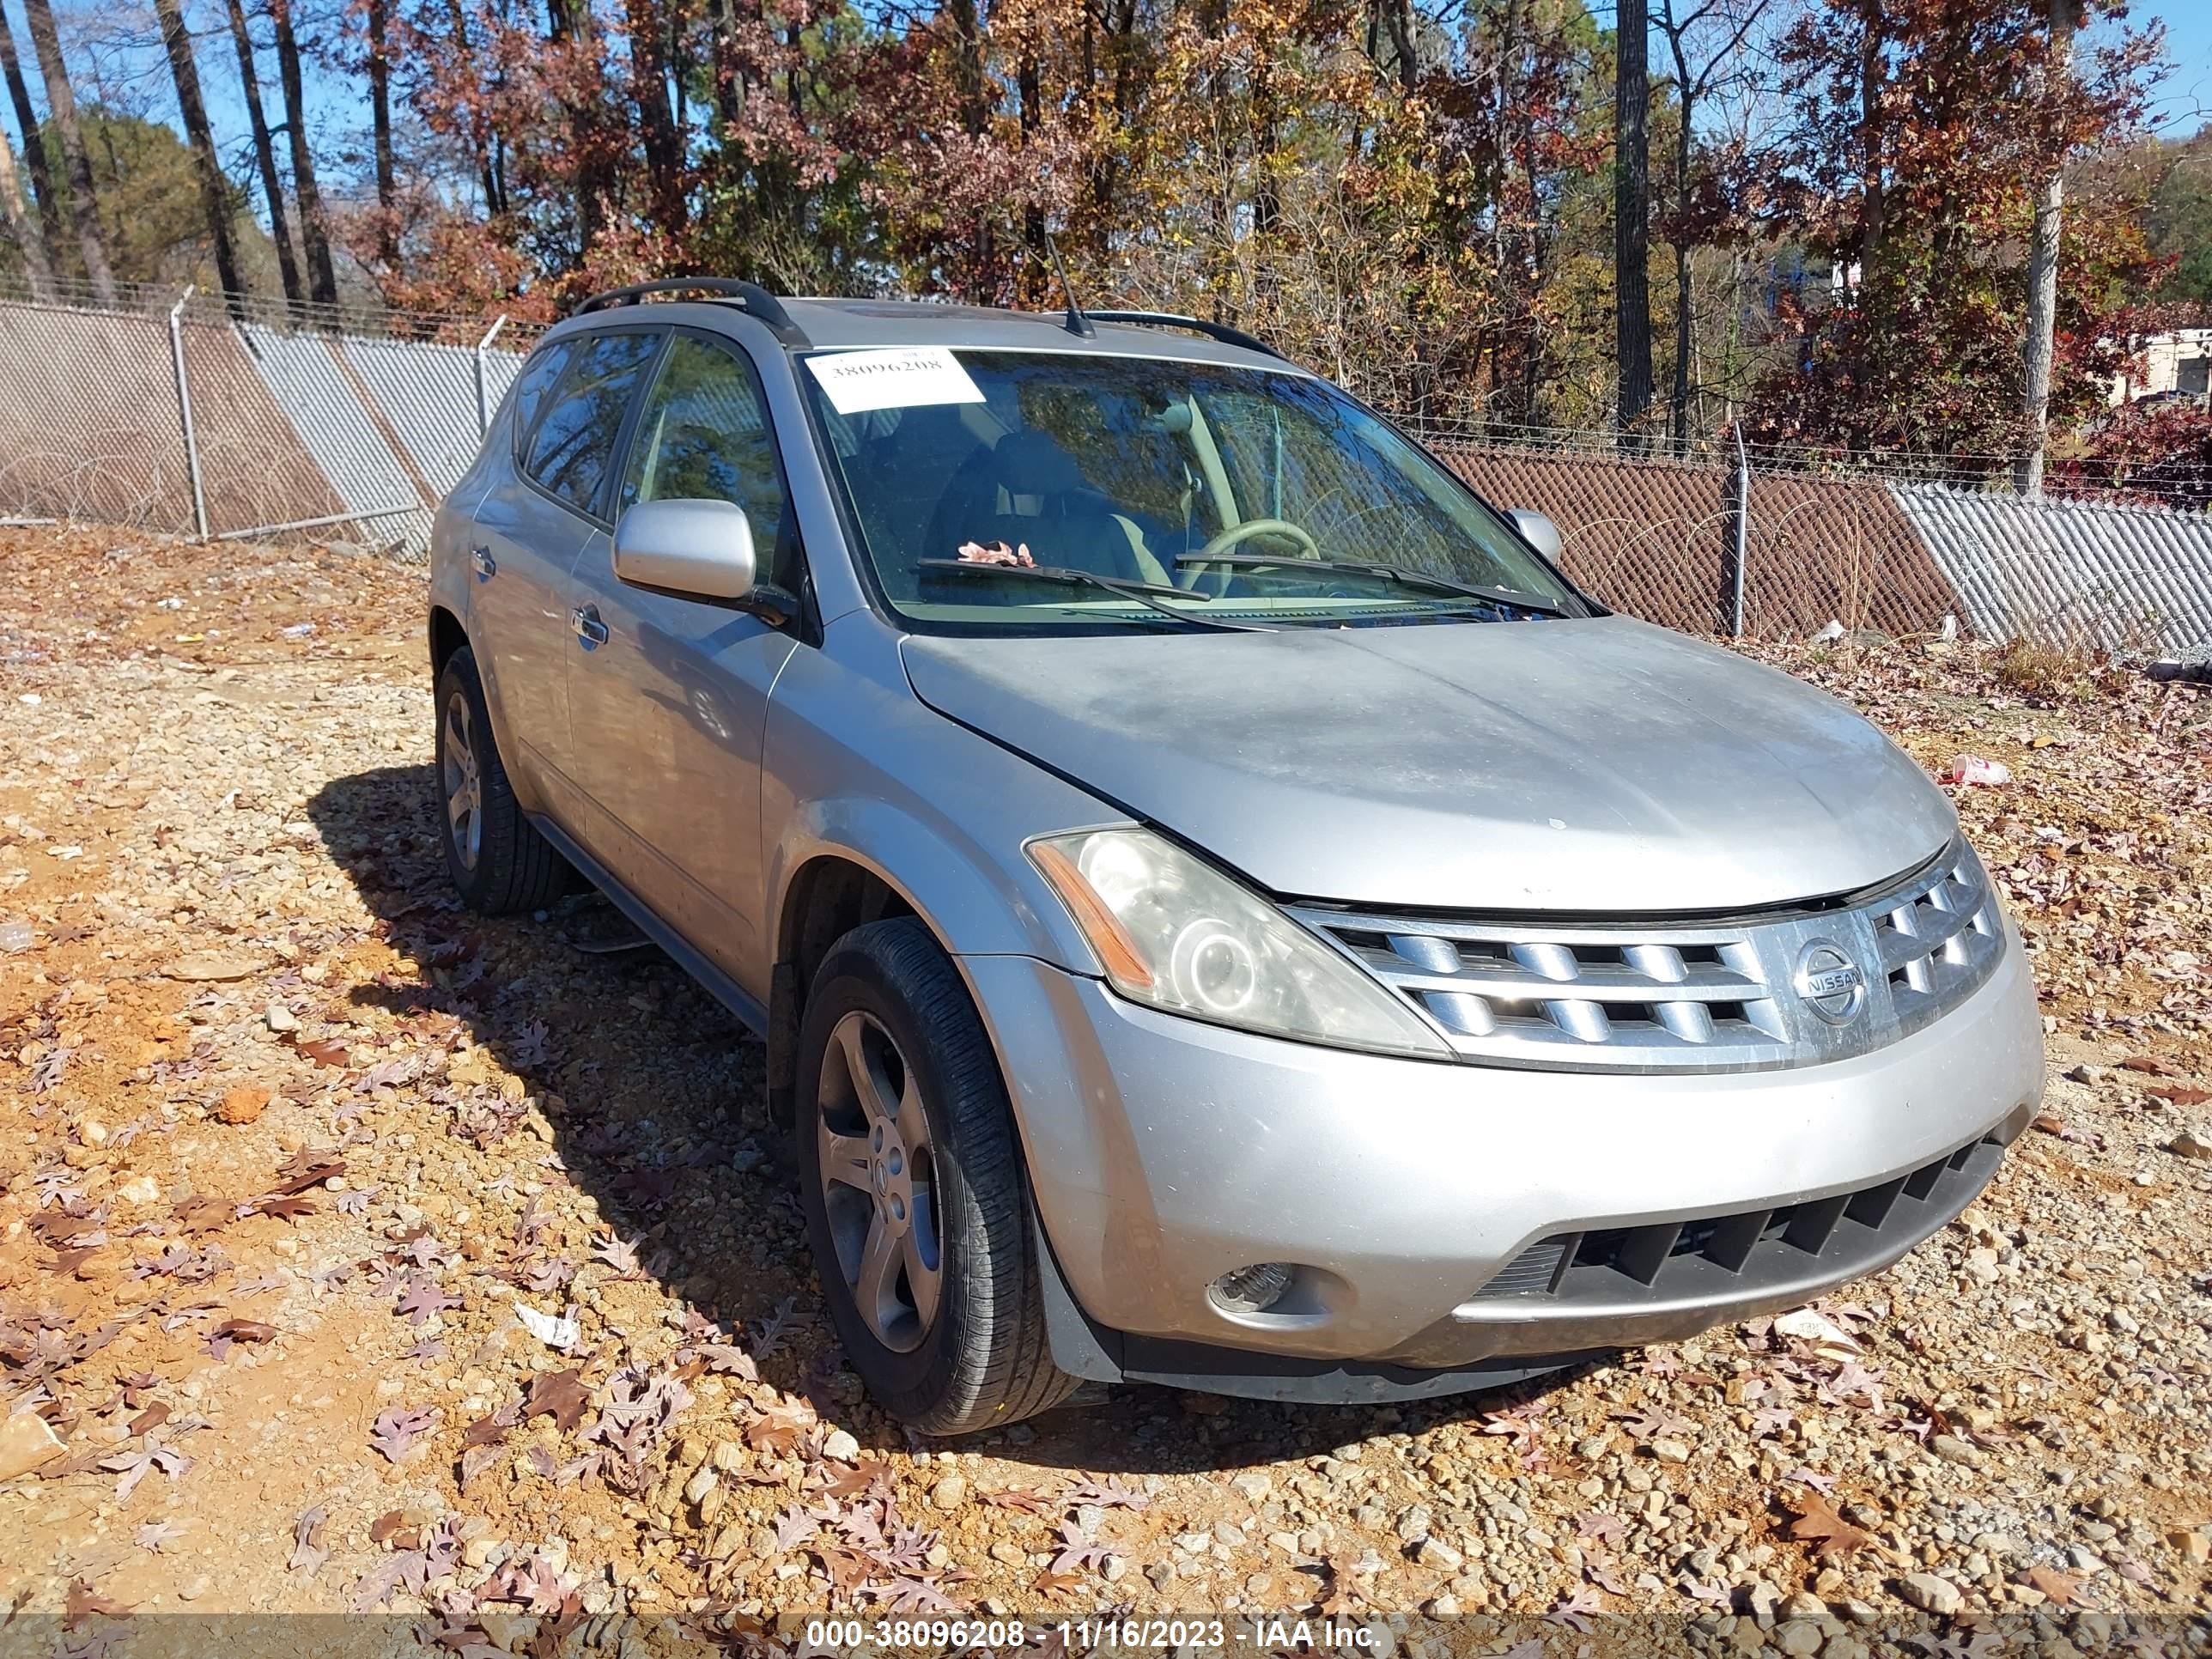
[441,689,483,872]
[816,1010,942,1352]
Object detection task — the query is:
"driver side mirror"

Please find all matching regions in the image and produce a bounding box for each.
[1506,507,1562,562]
[614,498,758,602]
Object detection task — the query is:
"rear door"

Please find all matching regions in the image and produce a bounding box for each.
[562,328,802,987]
[470,328,662,828]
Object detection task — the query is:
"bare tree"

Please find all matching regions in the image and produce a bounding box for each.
[18,0,116,300]
[1615,0,1654,441]
[2016,0,2083,496]
[0,0,67,282]
[1653,0,1774,445]
[365,0,397,264]
[221,0,302,305]
[153,0,244,306]
[265,0,336,304]
[0,111,53,294]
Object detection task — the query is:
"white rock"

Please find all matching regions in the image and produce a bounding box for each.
[0,1412,65,1481]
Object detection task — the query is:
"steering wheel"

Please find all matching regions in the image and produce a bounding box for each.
[1182,517,1321,594]
[1195,517,1320,562]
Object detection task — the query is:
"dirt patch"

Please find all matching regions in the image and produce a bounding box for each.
[2,527,2208,1649]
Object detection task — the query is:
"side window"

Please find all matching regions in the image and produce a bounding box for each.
[618,335,790,543]
[523,331,662,517]
[506,338,577,450]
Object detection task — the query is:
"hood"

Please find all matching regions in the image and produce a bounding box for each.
[900,617,1957,915]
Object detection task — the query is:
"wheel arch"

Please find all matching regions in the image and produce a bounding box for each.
[428,604,468,683]
[764,797,1091,1128]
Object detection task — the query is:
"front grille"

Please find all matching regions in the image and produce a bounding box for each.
[1286,837,2002,1073]
[1465,1132,2004,1305]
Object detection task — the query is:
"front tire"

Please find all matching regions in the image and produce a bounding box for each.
[794,918,1075,1434]
[434,646,568,915]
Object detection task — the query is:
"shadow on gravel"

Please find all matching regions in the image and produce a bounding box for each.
[308,763,1597,1474]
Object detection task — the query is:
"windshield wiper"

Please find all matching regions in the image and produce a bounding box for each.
[1173,554,1567,617]
[916,559,1273,632]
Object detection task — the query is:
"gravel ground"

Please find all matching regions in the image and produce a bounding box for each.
[1,527,2209,1656]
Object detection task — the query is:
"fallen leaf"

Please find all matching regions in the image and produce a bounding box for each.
[64,1579,129,1628]
[289,1506,327,1574]
[524,1369,590,1432]
[979,1486,1058,1515]
[293,1037,351,1067]
[2026,1565,2081,1605]
[2119,1054,2176,1076]
[1784,1493,1873,1562]
[744,1395,817,1453]
[369,1405,439,1462]
[368,1510,410,1544]
[2145,1085,2210,1106]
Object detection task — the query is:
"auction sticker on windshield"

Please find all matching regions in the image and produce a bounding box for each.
[805,347,988,415]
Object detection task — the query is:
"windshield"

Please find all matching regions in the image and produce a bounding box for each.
[799,349,1583,634]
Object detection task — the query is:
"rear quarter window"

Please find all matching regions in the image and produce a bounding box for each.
[506,338,578,449]
[521,331,663,518]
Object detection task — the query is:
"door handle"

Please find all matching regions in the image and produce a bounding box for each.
[570,604,608,648]
[471,545,496,580]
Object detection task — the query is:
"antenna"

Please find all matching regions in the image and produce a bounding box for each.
[1043,228,1095,338]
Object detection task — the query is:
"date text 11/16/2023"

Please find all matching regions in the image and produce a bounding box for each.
[800,1620,1379,1651]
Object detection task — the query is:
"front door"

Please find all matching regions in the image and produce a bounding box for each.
[563,331,802,989]
[470,329,662,828]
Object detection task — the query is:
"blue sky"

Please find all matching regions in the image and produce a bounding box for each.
[2142,3,2212,133]
[8,0,2210,213]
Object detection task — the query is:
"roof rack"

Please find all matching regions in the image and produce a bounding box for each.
[1084,310,1288,362]
[573,279,811,347]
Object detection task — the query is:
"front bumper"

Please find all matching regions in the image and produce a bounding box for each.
[960,927,2042,1389]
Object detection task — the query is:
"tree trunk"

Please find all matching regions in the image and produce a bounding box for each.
[0,119,52,296]
[19,0,116,301]
[222,0,303,306]
[367,0,398,264]
[944,0,988,137]
[2015,0,2081,496]
[0,3,66,280]
[154,0,245,310]
[546,0,605,254]
[441,0,503,216]
[1613,0,1653,442]
[1855,0,1885,283]
[267,0,337,305]
[1379,0,1417,95]
[624,0,683,240]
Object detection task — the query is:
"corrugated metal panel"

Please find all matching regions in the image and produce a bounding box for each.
[338,334,485,499]
[1893,483,2212,654]
[235,323,428,547]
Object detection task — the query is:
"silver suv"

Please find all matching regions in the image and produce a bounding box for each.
[428,282,2043,1433]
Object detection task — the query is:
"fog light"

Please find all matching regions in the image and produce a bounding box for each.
[1207,1261,1296,1314]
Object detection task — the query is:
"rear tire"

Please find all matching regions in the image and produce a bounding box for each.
[434,646,568,915]
[794,917,1075,1435]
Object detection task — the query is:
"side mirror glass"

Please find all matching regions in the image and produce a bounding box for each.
[613,498,757,602]
[1506,507,1562,562]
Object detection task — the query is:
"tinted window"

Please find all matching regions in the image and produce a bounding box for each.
[506,338,577,447]
[619,336,788,539]
[524,331,662,516]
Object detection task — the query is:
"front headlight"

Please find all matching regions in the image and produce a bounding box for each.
[1028,827,1449,1059]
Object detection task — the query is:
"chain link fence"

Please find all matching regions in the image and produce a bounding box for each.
[3,281,2209,654]
[0,279,542,554]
